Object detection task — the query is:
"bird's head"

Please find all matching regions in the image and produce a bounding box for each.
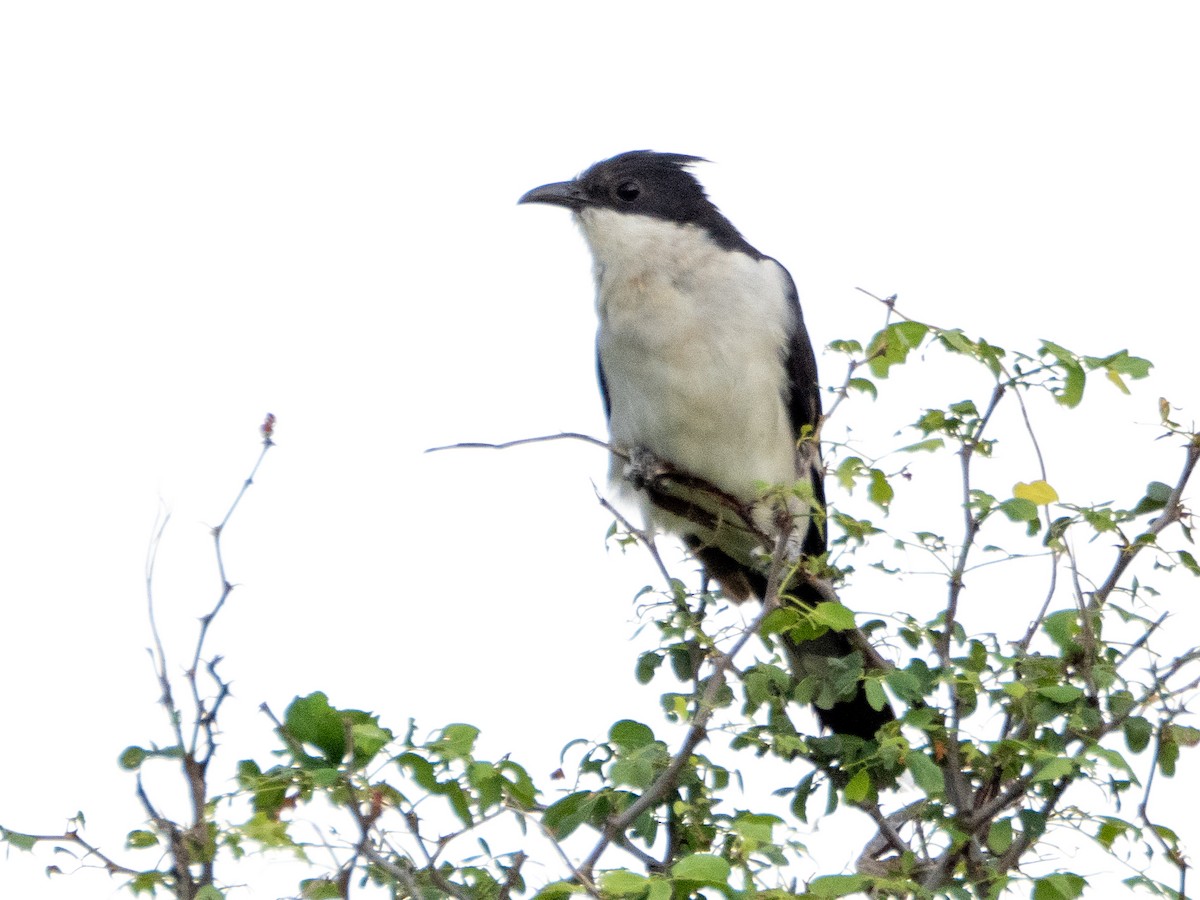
[519,150,755,256]
[519,150,711,221]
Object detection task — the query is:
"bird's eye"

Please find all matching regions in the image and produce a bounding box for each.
[615,181,641,202]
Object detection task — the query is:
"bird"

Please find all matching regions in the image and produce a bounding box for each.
[519,150,892,740]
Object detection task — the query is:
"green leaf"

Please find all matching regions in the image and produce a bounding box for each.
[1096,817,1131,850]
[394,751,437,790]
[1040,341,1087,408]
[126,830,158,849]
[1131,481,1172,515]
[601,870,649,896]
[847,377,877,399]
[351,722,391,763]
[1042,610,1081,650]
[1083,349,1153,394]
[1124,716,1153,753]
[1178,549,1200,576]
[998,497,1039,523]
[1091,746,1137,777]
[1031,757,1075,782]
[828,338,863,354]
[1037,685,1083,704]
[807,874,874,897]
[987,818,1013,854]
[868,468,894,510]
[119,746,148,771]
[670,853,730,885]
[937,328,976,355]
[195,886,225,900]
[866,321,929,378]
[898,437,945,453]
[1002,680,1028,699]
[834,456,865,491]
[284,693,347,764]
[1,829,37,851]
[761,607,801,635]
[609,720,655,750]
[732,812,780,845]
[1158,738,1180,777]
[310,767,339,788]
[1108,690,1135,719]
[635,651,663,684]
[242,811,297,849]
[1168,724,1200,747]
[533,881,585,900]
[499,760,538,809]
[541,792,592,840]
[844,768,870,803]
[864,679,888,712]
[430,723,480,761]
[791,772,816,822]
[809,601,856,632]
[1032,872,1085,900]
[299,879,342,900]
[907,752,945,797]
[1020,809,1047,840]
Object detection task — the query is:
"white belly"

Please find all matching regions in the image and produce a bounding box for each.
[585,211,800,506]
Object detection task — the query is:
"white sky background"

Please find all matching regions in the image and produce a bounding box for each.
[2,2,1199,897]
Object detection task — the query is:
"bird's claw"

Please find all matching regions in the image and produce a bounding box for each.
[623,446,670,490]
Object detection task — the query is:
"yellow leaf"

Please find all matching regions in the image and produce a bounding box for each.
[1106,368,1130,394]
[1013,480,1059,505]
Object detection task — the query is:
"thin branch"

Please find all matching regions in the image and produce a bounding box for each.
[358,844,425,900]
[856,800,925,875]
[1092,437,1200,606]
[991,775,1073,876]
[520,806,603,898]
[577,528,792,881]
[145,508,186,749]
[1115,611,1170,669]
[1014,552,1061,657]
[188,431,275,756]
[0,826,140,878]
[497,851,528,900]
[593,486,678,595]
[398,807,473,900]
[425,432,613,455]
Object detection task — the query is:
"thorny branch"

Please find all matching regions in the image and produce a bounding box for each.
[138,416,276,895]
[0,823,139,879]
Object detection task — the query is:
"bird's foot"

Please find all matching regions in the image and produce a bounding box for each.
[623,446,671,490]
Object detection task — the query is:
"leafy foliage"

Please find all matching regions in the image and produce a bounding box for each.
[3,309,1198,898]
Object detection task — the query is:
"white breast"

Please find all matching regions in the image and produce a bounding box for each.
[578,208,799,510]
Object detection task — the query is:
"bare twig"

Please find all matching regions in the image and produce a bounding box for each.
[145,508,185,749]
[188,430,276,758]
[426,432,613,455]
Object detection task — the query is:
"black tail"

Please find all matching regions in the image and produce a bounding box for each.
[781,627,894,740]
[690,541,893,740]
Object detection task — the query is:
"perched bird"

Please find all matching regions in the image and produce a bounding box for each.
[520,151,891,740]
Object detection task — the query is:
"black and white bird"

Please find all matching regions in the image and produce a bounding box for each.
[520,151,891,740]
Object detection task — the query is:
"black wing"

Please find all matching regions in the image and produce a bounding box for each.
[778,263,827,560]
[596,339,612,420]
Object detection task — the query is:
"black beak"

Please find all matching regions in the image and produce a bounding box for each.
[518,179,587,210]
